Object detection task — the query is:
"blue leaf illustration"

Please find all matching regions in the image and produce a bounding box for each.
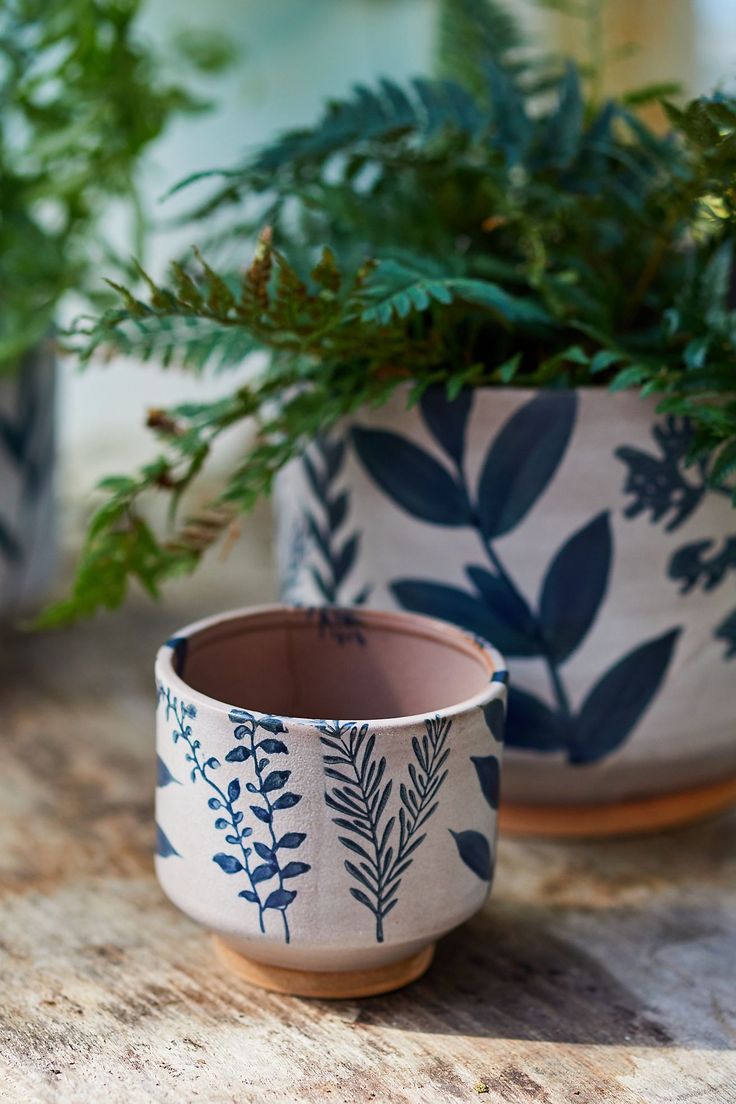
[257,716,287,734]
[466,565,539,655]
[225,746,251,762]
[265,888,297,910]
[420,386,473,466]
[261,770,290,792]
[539,511,612,664]
[281,861,311,878]
[349,887,378,915]
[251,863,277,884]
[303,451,328,500]
[716,608,736,659]
[155,824,180,858]
[278,832,307,849]
[333,534,359,586]
[476,392,577,539]
[482,699,506,743]
[506,686,570,752]
[450,829,492,881]
[258,738,288,754]
[228,708,250,725]
[571,628,681,764]
[213,853,243,874]
[161,687,309,946]
[392,578,540,657]
[471,755,501,810]
[352,427,471,525]
[319,434,346,481]
[329,492,349,534]
[272,792,302,810]
[156,754,180,787]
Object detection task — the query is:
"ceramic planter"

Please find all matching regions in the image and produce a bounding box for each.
[0,341,56,617]
[155,604,507,998]
[275,387,736,836]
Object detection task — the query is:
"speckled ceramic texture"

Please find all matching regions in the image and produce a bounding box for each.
[275,387,736,807]
[155,605,507,973]
[0,342,55,617]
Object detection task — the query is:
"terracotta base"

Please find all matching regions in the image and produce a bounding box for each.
[212,937,435,999]
[499,774,736,839]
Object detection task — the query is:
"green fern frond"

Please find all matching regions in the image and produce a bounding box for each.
[79,313,258,373]
[436,0,524,95]
[362,260,552,327]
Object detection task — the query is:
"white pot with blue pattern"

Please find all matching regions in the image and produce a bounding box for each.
[155,605,507,997]
[275,387,736,835]
[0,342,56,618]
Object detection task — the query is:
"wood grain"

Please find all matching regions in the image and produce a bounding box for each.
[1,521,734,1103]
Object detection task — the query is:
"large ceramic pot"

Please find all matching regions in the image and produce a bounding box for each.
[275,387,736,836]
[0,342,55,617]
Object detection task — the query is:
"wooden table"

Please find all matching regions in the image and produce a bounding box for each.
[2,523,735,1103]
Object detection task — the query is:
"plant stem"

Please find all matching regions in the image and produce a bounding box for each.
[164,691,265,933]
[478,532,573,720]
[247,723,290,944]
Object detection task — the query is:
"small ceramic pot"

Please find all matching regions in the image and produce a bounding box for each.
[0,341,56,617]
[155,604,507,998]
[274,387,736,837]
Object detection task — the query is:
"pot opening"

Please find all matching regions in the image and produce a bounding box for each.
[167,606,498,722]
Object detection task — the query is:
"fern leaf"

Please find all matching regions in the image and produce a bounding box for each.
[362,261,550,327]
[436,0,524,96]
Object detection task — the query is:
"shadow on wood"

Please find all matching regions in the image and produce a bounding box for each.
[351,900,727,1049]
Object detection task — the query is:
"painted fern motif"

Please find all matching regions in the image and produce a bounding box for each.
[302,433,370,606]
[319,716,451,942]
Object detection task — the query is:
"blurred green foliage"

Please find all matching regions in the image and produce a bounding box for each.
[0,0,231,370]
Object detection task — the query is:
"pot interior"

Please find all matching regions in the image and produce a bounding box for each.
[173,607,496,721]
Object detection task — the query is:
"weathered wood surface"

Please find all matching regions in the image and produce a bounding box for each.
[1,519,735,1103]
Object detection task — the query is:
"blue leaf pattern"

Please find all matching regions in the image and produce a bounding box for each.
[571,628,681,764]
[299,433,370,606]
[539,512,612,664]
[618,416,734,662]
[156,754,180,788]
[367,391,681,761]
[352,426,472,525]
[320,715,451,942]
[156,823,181,858]
[471,755,501,810]
[450,829,492,881]
[419,386,472,465]
[476,392,577,540]
[158,685,310,943]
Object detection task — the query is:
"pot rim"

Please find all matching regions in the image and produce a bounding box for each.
[156,603,508,729]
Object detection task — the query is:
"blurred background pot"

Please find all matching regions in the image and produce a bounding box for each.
[0,341,55,617]
[275,387,736,836]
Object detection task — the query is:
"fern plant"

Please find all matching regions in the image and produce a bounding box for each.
[46,0,736,625]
